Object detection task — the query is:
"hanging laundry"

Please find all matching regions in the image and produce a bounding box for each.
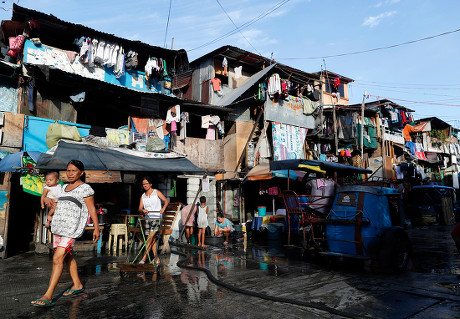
[267,73,281,98]
[125,50,138,69]
[94,39,105,65]
[234,66,242,79]
[163,134,171,151]
[89,38,98,67]
[206,126,216,140]
[166,105,181,124]
[332,76,341,93]
[222,57,228,76]
[201,115,211,129]
[210,77,221,92]
[257,83,266,101]
[113,45,125,78]
[145,57,160,78]
[180,112,189,140]
[202,177,210,192]
[170,179,177,197]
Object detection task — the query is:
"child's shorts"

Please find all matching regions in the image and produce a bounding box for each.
[53,235,75,253]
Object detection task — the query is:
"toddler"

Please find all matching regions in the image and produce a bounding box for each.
[197,196,208,247]
[40,172,63,228]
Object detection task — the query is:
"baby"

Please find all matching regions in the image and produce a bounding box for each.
[40,172,63,228]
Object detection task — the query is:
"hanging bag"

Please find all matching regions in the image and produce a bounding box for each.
[46,122,82,148]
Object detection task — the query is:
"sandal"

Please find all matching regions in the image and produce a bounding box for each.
[31,299,55,307]
[63,288,84,296]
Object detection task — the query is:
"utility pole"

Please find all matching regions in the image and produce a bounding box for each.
[360,91,367,167]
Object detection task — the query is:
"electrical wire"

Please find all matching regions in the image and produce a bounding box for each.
[163,0,173,48]
[352,82,460,91]
[214,0,261,56]
[276,27,460,60]
[350,83,460,99]
[189,0,290,52]
[354,79,460,87]
[367,94,460,107]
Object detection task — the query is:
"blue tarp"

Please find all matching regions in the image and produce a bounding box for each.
[326,185,396,256]
[23,116,90,153]
[0,151,42,172]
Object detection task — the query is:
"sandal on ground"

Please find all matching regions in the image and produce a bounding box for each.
[223,241,228,245]
[31,299,55,307]
[63,288,84,296]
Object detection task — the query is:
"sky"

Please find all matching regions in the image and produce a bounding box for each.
[1,0,460,127]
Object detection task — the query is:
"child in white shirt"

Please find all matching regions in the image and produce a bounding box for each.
[40,172,63,228]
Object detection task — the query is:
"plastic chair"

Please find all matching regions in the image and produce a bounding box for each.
[107,224,128,252]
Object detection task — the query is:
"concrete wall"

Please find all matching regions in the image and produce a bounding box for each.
[187,176,217,231]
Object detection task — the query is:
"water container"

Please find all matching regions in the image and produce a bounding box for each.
[258,206,267,216]
[266,223,283,240]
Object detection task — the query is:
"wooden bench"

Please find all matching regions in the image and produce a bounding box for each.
[159,202,182,254]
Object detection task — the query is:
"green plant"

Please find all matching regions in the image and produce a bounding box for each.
[430,129,447,141]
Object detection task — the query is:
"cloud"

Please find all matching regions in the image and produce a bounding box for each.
[362,11,396,28]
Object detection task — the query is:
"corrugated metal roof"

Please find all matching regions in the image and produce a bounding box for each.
[172,70,193,90]
[191,45,321,84]
[214,63,276,106]
[11,4,189,74]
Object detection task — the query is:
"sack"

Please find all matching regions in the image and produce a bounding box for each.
[51,196,87,238]
[46,122,82,148]
[146,136,166,152]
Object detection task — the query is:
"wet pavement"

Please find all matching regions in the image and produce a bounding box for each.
[0,225,459,319]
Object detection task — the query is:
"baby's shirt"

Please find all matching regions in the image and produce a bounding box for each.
[45,184,63,201]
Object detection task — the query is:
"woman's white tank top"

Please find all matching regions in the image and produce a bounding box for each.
[142,190,161,218]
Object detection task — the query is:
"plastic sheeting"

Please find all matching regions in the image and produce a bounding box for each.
[36,140,204,173]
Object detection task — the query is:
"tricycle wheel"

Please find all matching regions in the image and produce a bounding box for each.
[440,197,456,225]
[376,228,411,274]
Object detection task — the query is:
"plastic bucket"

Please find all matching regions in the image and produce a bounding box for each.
[266,223,283,240]
[258,206,267,216]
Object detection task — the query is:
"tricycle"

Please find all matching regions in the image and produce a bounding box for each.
[283,185,412,273]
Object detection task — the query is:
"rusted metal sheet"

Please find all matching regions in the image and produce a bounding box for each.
[174,137,223,171]
[172,70,193,90]
[201,80,210,104]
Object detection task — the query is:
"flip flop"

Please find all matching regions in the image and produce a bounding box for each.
[32,299,55,307]
[63,288,85,296]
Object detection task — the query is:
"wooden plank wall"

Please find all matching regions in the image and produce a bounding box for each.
[174,137,223,171]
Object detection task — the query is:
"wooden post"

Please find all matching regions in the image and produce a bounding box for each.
[333,103,338,155]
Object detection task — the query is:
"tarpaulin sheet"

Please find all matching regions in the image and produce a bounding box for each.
[36,140,204,173]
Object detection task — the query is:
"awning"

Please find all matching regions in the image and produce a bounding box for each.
[269,159,372,174]
[214,63,276,106]
[36,140,205,173]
